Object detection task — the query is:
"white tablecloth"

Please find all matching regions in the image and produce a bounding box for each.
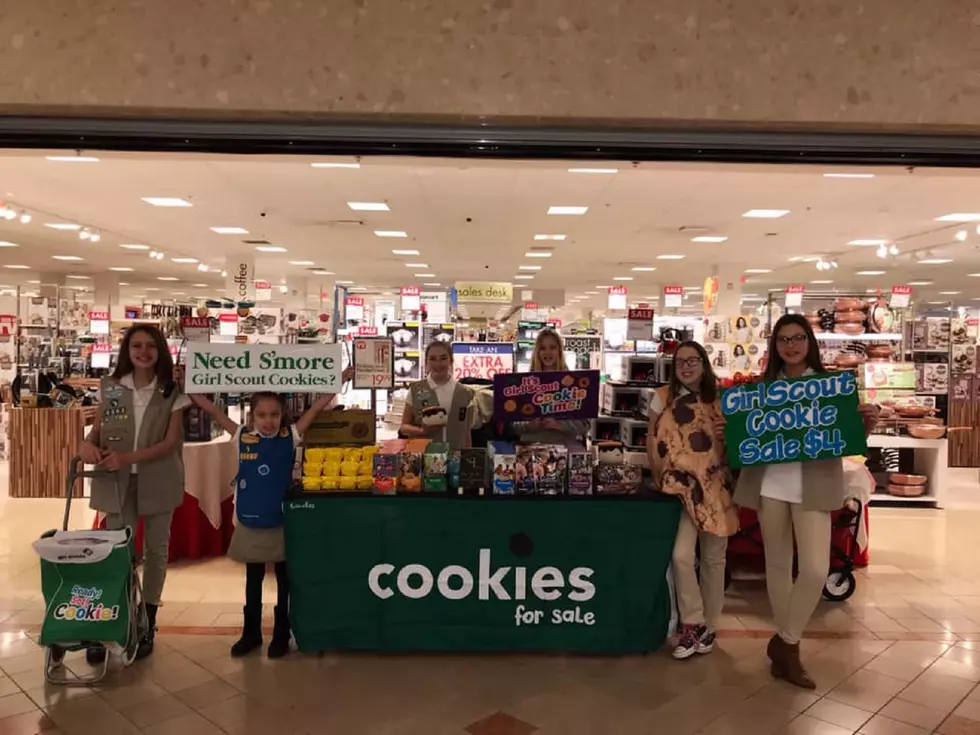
[182,434,238,528]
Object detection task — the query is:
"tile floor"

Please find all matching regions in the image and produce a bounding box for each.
[0,467,979,732]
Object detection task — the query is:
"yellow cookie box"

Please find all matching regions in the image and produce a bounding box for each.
[304,448,327,464]
[302,462,323,477]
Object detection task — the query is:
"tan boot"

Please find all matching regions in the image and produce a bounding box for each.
[768,634,816,690]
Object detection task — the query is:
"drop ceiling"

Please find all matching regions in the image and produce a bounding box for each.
[0,150,979,309]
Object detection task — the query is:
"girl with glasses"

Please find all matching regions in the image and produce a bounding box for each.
[648,341,737,660]
[717,314,878,689]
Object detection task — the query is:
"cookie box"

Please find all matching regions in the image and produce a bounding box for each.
[399,439,429,493]
[515,443,567,495]
[566,442,594,495]
[487,441,516,495]
[447,450,461,492]
[372,452,399,495]
[423,442,449,492]
[459,448,488,495]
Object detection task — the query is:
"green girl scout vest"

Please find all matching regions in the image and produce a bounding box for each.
[408,380,473,450]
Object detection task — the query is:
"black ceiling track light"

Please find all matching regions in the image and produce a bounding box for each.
[0,116,979,167]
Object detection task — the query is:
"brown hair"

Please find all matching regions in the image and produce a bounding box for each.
[668,341,718,403]
[113,325,173,386]
[424,341,453,362]
[764,314,825,382]
[531,329,568,372]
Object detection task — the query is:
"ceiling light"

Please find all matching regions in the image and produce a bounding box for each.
[312,270,335,276]
[197,263,209,272]
[957,230,969,241]
[109,267,134,272]
[220,270,227,277]
[823,173,875,179]
[405,263,428,268]
[743,209,790,219]
[656,255,685,260]
[255,246,287,252]
[857,270,886,275]
[876,244,888,259]
[534,234,566,241]
[744,268,772,274]
[547,206,588,215]
[692,236,728,243]
[519,265,542,271]
[157,277,179,281]
[142,197,193,207]
[391,249,419,255]
[613,276,634,281]
[3,265,28,269]
[149,251,165,260]
[848,239,889,246]
[348,286,367,292]
[66,275,91,280]
[632,267,657,272]
[348,202,389,212]
[0,208,15,221]
[525,252,553,258]
[192,283,209,287]
[52,255,83,261]
[908,280,934,285]
[171,257,199,264]
[0,242,17,248]
[889,244,900,255]
[423,282,441,287]
[210,227,249,235]
[374,230,407,238]
[311,162,360,169]
[940,291,961,295]
[18,213,30,224]
[79,229,90,241]
[45,223,81,231]
[514,275,535,280]
[585,291,598,295]
[567,168,618,174]
[120,244,150,250]
[289,260,315,266]
[118,282,129,286]
[811,280,834,284]
[336,280,353,285]
[936,213,980,222]
[415,273,435,278]
[919,258,953,264]
[45,155,100,163]
[595,285,609,289]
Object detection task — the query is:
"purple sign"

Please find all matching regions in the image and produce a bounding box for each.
[493,370,601,422]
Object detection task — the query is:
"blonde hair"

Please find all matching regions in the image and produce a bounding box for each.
[530,329,568,372]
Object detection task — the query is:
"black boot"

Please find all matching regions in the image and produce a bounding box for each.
[136,603,157,660]
[230,606,263,658]
[85,644,107,666]
[267,605,291,659]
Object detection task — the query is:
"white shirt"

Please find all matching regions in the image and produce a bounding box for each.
[759,368,813,505]
[427,377,457,413]
[118,374,191,473]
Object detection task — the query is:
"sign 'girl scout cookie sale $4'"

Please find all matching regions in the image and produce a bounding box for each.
[183,342,343,393]
[720,371,867,468]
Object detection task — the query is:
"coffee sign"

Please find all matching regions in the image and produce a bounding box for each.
[183,342,343,393]
[721,371,866,468]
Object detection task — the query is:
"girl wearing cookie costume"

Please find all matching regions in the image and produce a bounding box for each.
[79,325,191,663]
[514,329,590,443]
[648,341,737,661]
[400,341,473,450]
[189,369,350,658]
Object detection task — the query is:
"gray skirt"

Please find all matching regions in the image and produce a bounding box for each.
[228,522,285,564]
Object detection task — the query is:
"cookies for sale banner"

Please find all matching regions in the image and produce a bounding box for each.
[492,370,601,421]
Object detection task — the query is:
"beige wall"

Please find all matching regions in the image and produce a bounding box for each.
[2,1,978,128]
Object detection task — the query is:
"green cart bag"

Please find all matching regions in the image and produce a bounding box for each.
[33,529,133,649]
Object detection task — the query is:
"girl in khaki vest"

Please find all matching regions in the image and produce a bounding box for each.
[80,326,190,662]
[648,341,737,661]
[400,342,473,450]
[717,315,878,689]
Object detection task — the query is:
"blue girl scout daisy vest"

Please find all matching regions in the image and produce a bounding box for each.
[235,428,295,529]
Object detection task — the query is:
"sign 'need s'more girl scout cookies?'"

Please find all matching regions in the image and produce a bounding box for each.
[183,342,343,393]
[493,370,601,421]
[720,371,867,469]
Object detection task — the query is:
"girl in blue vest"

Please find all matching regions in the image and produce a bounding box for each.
[189,367,351,658]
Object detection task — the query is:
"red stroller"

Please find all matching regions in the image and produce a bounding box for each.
[723,499,864,602]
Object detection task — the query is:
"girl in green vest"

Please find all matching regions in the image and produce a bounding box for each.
[400,342,473,450]
[79,325,191,662]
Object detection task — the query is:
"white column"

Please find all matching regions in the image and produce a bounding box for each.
[711,266,743,315]
[92,273,120,311]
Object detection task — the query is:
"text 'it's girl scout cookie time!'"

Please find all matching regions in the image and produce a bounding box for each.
[720,371,867,469]
[492,370,601,422]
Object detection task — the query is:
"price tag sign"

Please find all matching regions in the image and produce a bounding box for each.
[785,285,805,308]
[254,280,272,302]
[91,343,112,369]
[357,326,379,337]
[547,319,562,330]
[663,286,684,309]
[219,313,239,337]
[891,285,912,309]
[401,286,421,313]
[607,286,628,311]
[88,311,110,335]
[181,316,211,343]
[353,336,394,390]
[345,295,365,322]
[627,307,655,342]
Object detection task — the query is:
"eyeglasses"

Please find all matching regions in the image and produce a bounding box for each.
[776,334,808,345]
[675,357,704,369]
